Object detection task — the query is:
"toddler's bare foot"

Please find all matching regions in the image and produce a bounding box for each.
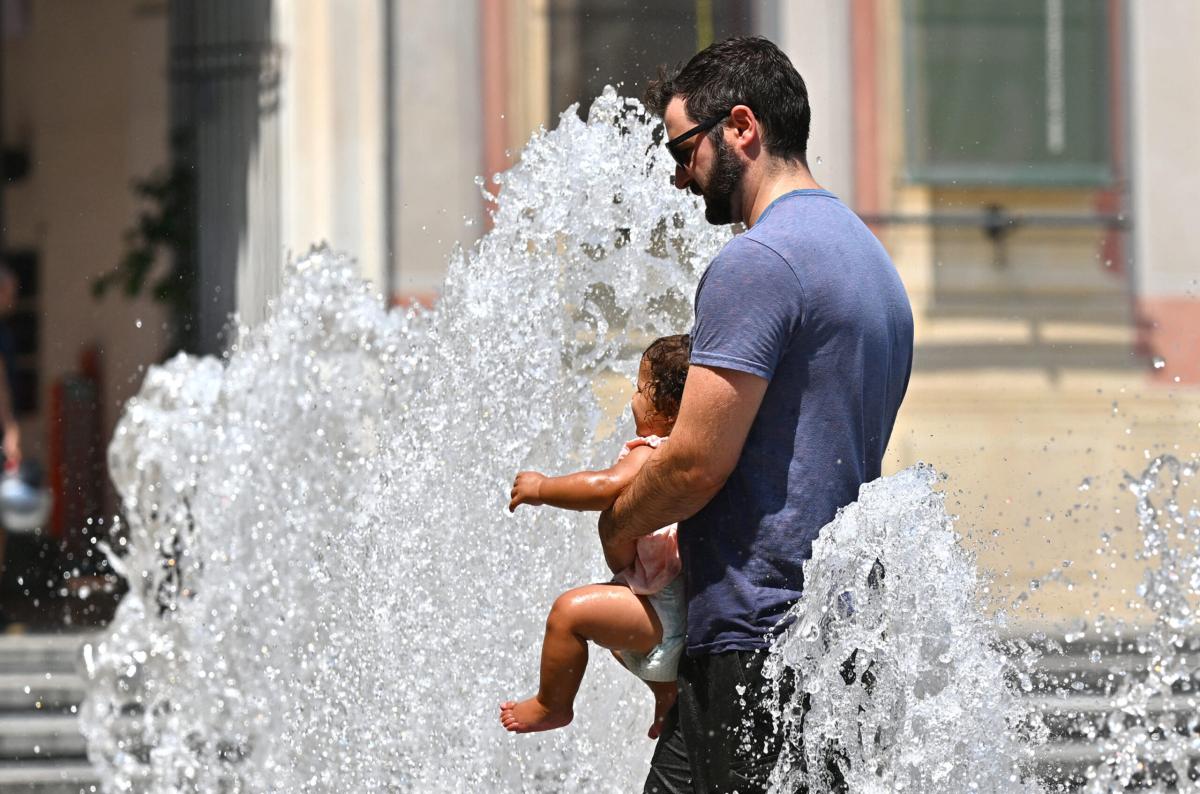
[499,697,573,733]
[646,681,678,739]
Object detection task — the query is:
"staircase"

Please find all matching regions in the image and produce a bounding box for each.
[0,634,96,793]
[1027,638,1200,790]
[0,630,1189,791]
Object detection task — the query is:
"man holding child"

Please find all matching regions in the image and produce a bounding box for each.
[599,36,914,792]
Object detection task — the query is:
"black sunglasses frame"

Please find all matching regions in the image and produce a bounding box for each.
[665,110,733,168]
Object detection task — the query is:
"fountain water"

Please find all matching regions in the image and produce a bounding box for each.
[80,88,1187,792]
[1073,455,1200,791]
[764,466,1047,792]
[81,89,728,792]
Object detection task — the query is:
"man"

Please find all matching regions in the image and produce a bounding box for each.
[0,267,21,472]
[598,37,914,792]
[0,267,20,631]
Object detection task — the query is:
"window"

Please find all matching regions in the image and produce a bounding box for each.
[903,0,1111,186]
[549,0,752,117]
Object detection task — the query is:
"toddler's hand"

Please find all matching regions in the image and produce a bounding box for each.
[509,471,546,512]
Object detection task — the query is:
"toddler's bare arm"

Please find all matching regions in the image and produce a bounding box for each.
[508,445,655,513]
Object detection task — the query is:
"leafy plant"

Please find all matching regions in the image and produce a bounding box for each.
[93,134,195,354]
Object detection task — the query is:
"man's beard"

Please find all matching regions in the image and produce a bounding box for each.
[699,134,744,225]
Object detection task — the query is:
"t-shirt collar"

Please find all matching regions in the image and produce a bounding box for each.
[755,189,836,226]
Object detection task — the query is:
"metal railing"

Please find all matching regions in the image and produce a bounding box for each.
[858,205,1130,268]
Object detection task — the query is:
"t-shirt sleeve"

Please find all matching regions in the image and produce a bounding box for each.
[690,237,805,380]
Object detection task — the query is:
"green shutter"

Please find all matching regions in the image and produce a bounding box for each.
[903,0,1112,186]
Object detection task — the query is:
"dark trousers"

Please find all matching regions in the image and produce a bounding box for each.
[643,650,846,794]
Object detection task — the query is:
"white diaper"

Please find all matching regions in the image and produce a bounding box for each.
[620,577,686,682]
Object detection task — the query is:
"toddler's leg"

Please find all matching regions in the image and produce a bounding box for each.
[500,582,662,733]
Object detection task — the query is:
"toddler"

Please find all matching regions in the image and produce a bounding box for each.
[500,334,690,738]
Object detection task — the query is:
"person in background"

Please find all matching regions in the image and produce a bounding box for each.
[0,266,22,630]
[0,267,22,472]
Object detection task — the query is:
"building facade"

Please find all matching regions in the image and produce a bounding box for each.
[1,0,1197,628]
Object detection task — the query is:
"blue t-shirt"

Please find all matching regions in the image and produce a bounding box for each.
[682,189,914,654]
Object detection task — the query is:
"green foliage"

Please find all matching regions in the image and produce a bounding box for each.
[94,138,195,353]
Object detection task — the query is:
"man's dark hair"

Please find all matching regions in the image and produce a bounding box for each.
[644,36,811,166]
[642,334,691,418]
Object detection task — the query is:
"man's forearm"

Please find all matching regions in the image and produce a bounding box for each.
[599,449,719,547]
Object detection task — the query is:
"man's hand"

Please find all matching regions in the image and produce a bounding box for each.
[2,425,19,471]
[597,508,634,572]
[509,471,547,512]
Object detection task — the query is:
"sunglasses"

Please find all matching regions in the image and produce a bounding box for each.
[665,110,733,169]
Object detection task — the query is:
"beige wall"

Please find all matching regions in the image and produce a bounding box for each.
[275,0,388,296]
[394,0,486,298]
[767,0,855,203]
[858,0,1198,627]
[3,1,169,473]
[1128,0,1200,387]
[1130,0,1200,299]
[254,1,499,304]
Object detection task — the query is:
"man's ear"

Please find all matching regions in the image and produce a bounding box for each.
[729,104,758,152]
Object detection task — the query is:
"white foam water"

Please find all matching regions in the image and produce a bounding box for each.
[764,466,1046,793]
[81,89,728,792]
[1078,455,1200,791]
[78,89,1098,792]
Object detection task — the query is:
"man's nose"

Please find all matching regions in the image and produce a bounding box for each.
[672,164,692,191]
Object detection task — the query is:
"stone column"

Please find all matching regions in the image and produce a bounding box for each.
[755,0,855,205]
[275,0,387,294]
[169,0,279,353]
[393,1,484,301]
[1129,0,1200,384]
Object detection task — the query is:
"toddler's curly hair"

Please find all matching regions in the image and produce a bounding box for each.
[642,334,691,419]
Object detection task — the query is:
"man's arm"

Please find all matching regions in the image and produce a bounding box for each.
[509,444,654,513]
[598,364,767,549]
[0,360,19,468]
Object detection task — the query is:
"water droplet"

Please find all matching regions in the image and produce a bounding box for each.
[1153,356,1166,369]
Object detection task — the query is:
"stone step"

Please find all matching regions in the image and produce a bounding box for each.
[0,673,86,712]
[0,761,97,793]
[1033,741,1200,789]
[1029,692,1200,715]
[1029,651,1147,674]
[0,714,87,761]
[1018,641,1200,785]
[0,636,91,676]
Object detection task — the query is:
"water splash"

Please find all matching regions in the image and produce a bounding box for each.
[765,465,1047,792]
[80,89,1051,792]
[1079,455,1200,791]
[81,88,726,792]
